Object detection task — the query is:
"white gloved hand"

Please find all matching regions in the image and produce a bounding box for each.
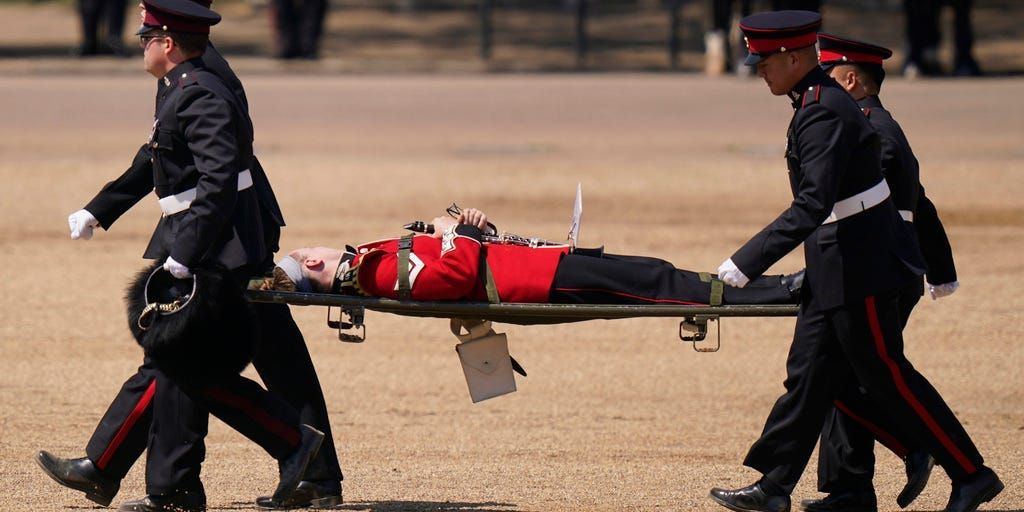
[929,281,959,300]
[717,258,750,288]
[163,256,193,279]
[68,209,99,240]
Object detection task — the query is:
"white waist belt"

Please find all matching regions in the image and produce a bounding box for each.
[899,210,914,222]
[159,169,253,216]
[822,180,890,225]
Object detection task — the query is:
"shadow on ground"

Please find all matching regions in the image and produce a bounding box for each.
[220,500,518,511]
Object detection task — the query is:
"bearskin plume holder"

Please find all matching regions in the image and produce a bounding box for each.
[126,262,258,376]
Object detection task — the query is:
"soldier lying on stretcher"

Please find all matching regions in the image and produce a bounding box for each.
[265,208,804,306]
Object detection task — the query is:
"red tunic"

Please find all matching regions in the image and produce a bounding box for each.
[352,231,569,303]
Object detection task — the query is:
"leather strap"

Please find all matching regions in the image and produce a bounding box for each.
[699,272,724,306]
[483,259,500,304]
[396,235,413,300]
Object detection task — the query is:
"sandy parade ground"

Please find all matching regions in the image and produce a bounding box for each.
[0,7,1022,507]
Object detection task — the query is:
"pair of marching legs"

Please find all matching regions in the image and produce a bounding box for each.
[37,359,333,511]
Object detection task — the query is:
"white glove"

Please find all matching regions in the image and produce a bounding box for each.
[68,209,99,240]
[929,281,959,300]
[163,256,193,279]
[717,258,750,288]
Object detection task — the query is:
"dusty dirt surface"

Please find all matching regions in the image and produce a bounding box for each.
[0,73,1022,512]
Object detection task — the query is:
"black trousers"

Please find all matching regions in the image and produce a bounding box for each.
[85,303,343,494]
[816,283,922,492]
[270,0,328,58]
[743,289,984,494]
[904,0,976,68]
[548,252,795,306]
[78,0,126,51]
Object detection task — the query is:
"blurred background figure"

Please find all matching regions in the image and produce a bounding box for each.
[904,0,981,77]
[270,0,328,59]
[74,0,128,56]
[705,0,749,75]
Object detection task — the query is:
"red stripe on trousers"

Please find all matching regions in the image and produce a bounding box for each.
[864,295,977,474]
[204,387,301,448]
[552,287,703,305]
[833,399,908,457]
[97,379,156,470]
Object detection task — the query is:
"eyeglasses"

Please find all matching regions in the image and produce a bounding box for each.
[139,35,166,49]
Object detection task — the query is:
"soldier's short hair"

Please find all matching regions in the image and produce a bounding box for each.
[168,31,208,56]
[851,63,885,94]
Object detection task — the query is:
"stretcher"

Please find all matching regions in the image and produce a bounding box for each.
[246,289,798,353]
[246,290,798,402]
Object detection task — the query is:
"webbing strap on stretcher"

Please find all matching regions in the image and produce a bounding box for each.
[396,234,414,300]
[397,234,501,304]
[698,272,724,306]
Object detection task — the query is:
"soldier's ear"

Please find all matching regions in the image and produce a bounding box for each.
[842,69,858,90]
[303,258,324,271]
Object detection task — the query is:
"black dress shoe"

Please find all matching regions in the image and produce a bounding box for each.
[269,424,326,505]
[799,490,876,512]
[781,270,805,301]
[945,468,1003,512]
[118,489,207,511]
[256,479,342,509]
[896,451,934,508]
[710,483,791,512]
[35,451,120,506]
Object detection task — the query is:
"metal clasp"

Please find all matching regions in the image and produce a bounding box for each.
[679,315,720,353]
[327,306,366,343]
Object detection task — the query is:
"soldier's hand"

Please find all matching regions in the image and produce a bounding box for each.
[68,209,100,240]
[458,208,488,231]
[929,281,959,300]
[717,258,750,288]
[163,256,193,279]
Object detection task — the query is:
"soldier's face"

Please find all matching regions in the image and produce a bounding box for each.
[756,52,801,96]
[142,35,170,77]
[289,247,344,292]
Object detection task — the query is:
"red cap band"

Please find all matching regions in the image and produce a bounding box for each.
[143,9,210,33]
[745,32,818,55]
[819,48,885,65]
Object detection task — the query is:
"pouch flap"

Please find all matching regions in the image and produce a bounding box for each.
[456,333,509,375]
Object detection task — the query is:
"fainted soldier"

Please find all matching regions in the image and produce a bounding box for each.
[260,207,804,306]
[36,1,329,510]
[40,0,345,507]
[799,33,963,512]
[708,11,1002,512]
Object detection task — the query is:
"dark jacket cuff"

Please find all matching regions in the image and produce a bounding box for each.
[454,224,484,242]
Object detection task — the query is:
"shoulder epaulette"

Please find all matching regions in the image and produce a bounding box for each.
[861,107,872,118]
[178,72,201,89]
[800,84,821,108]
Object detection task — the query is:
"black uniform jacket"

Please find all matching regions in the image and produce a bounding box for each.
[730,68,925,309]
[85,46,283,271]
[859,95,957,287]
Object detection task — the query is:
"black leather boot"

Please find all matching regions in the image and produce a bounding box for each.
[944,468,1003,512]
[256,479,342,509]
[896,451,934,508]
[118,489,207,512]
[35,451,120,507]
[781,269,805,301]
[710,482,791,512]
[799,490,876,512]
[268,424,326,506]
